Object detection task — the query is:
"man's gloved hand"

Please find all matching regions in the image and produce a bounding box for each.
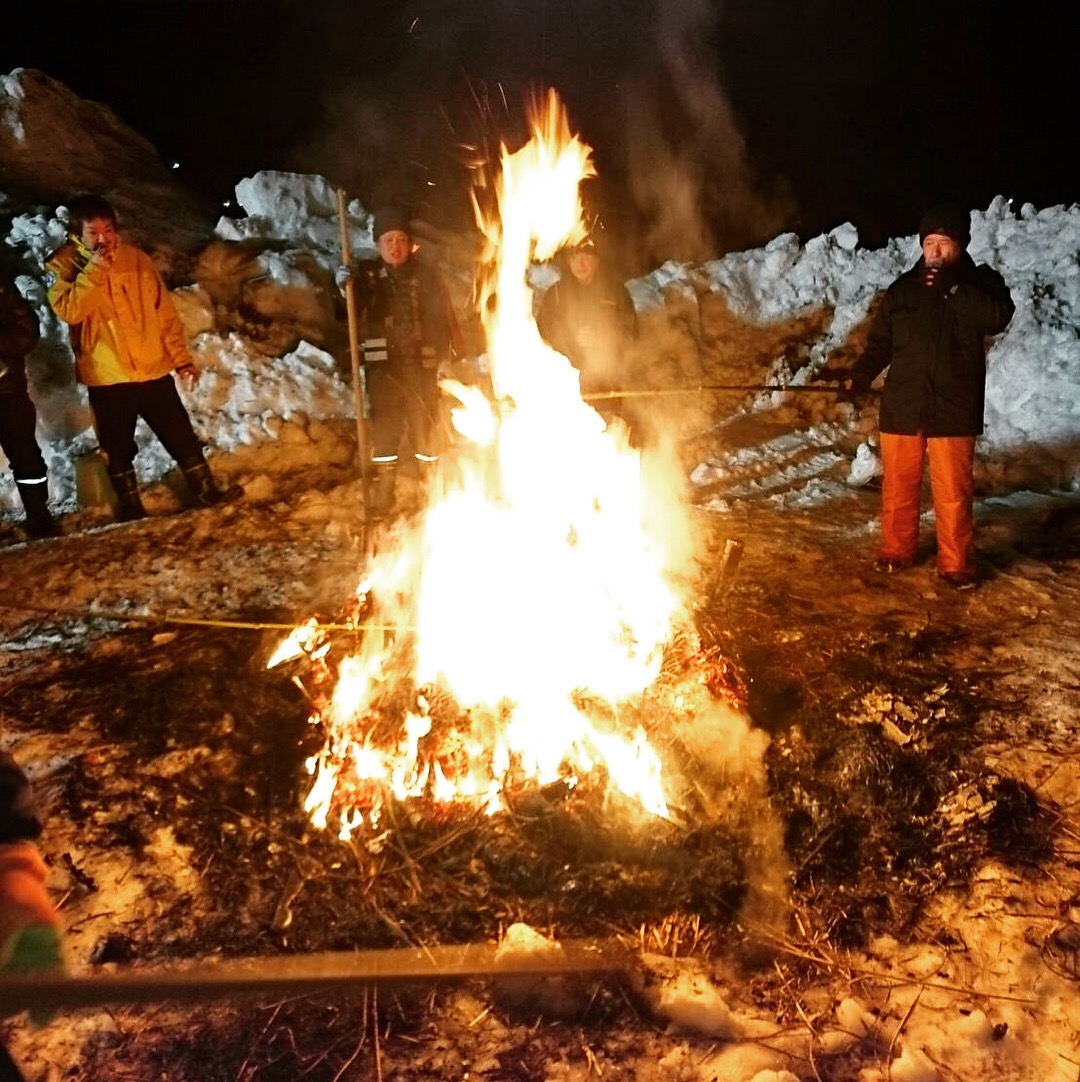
[1,751,43,843]
[335,265,353,291]
[834,378,860,404]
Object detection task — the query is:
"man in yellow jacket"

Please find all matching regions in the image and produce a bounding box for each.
[46,195,238,520]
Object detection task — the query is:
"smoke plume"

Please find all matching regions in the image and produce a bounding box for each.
[624,0,795,263]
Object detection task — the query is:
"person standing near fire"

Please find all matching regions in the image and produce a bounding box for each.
[537,234,637,398]
[45,194,239,522]
[337,205,462,501]
[840,204,1014,589]
[0,265,57,538]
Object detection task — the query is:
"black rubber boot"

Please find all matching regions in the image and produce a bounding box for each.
[182,461,242,509]
[15,480,58,539]
[368,464,397,517]
[107,470,146,522]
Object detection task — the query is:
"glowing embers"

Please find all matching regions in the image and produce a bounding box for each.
[270,91,692,839]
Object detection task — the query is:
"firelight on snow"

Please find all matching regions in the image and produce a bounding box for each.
[269,92,693,837]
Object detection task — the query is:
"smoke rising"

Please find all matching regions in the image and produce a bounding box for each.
[623,0,795,264]
[289,1,797,268]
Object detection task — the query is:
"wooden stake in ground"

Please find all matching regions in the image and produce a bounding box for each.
[336,188,372,508]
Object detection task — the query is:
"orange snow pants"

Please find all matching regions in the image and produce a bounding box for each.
[878,433,976,574]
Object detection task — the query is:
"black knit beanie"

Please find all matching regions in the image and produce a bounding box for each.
[373,205,412,240]
[918,204,971,247]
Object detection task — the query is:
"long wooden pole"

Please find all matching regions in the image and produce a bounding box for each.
[582,383,868,402]
[0,940,629,1014]
[336,189,371,504]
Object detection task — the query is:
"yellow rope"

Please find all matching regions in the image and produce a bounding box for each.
[0,600,416,635]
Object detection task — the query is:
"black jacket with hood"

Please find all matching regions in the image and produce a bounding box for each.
[851,252,1014,436]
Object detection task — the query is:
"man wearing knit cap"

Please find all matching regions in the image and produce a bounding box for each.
[537,233,637,394]
[845,204,1014,589]
[343,203,461,503]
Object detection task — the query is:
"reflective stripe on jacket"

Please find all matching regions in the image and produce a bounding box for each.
[46,241,192,387]
[357,258,461,370]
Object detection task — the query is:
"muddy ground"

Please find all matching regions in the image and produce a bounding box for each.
[2,439,1080,1080]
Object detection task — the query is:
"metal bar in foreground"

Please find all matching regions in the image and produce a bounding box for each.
[0,940,630,1015]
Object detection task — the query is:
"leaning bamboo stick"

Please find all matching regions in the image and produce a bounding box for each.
[336,189,372,505]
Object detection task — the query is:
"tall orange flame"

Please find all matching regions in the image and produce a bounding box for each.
[272,91,691,838]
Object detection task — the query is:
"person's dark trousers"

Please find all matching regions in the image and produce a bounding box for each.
[87,375,204,473]
[0,390,47,481]
[366,361,440,463]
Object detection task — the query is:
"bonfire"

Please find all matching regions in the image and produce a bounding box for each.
[269,91,710,840]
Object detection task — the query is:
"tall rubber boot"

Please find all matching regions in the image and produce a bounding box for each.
[181,460,242,509]
[369,463,397,517]
[107,470,146,522]
[15,480,58,539]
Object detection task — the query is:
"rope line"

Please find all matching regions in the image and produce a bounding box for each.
[0,599,416,635]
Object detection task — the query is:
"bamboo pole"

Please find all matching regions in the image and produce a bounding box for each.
[582,383,867,402]
[0,940,630,1014]
[336,189,371,501]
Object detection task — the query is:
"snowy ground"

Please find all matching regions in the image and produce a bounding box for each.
[3,448,1080,1081]
[4,69,1080,1082]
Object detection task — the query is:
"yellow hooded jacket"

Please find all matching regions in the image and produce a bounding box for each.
[46,239,193,387]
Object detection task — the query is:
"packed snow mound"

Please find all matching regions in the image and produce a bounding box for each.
[636,196,1079,460]
[214,171,374,260]
[1,90,1079,525]
[0,68,211,252]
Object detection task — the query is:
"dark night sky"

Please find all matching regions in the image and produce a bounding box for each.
[1,0,1073,261]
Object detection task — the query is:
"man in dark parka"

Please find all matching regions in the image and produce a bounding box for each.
[849,204,1014,588]
[537,235,637,396]
[354,205,462,474]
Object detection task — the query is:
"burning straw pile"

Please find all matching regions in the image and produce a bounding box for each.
[267,92,765,860]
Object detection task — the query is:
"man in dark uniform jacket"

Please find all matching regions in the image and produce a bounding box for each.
[848,204,1014,589]
[0,268,56,538]
[354,205,462,475]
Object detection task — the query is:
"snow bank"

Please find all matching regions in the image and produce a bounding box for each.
[214,169,375,265]
[3,145,1080,525]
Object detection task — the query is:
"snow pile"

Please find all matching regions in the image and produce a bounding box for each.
[214,170,374,261]
[3,145,1080,526]
[675,196,1080,460]
[977,201,1080,452]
